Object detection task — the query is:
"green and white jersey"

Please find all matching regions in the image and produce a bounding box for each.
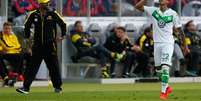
[144,6,182,43]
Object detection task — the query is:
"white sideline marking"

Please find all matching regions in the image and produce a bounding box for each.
[15,81,49,87]
[169,77,201,83]
[8,77,201,87]
[101,78,136,84]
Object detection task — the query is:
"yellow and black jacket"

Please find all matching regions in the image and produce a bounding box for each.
[185,31,201,49]
[24,8,66,46]
[104,33,133,53]
[0,32,22,54]
[137,34,153,56]
[70,31,96,52]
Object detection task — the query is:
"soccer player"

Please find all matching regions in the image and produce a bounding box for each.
[135,0,189,100]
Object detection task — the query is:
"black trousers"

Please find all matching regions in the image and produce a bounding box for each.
[187,46,201,72]
[0,53,22,79]
[109,51,149,76]
[110,51,135,75]
[0,59,8,79]
[133,52,150,77]
[2,54,22,73]
[75,45,111,66]
[23,43,62,90]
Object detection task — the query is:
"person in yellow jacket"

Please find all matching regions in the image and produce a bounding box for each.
[0,22,22,87]
[184,20,201,76]
[137,27,154,56]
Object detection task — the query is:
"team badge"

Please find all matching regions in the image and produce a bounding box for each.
[145,43,149,47]
[34,18,38,22]
[158,19,166,28]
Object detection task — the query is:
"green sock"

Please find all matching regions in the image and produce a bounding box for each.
[161,65,169,93]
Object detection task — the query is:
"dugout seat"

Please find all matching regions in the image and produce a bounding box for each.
[68,24,75,34]
[105,23,119,38]
[125,23,138,44]
[196,23,201,37]
[88,23,104,45]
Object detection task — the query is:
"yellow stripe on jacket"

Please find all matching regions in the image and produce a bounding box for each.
[71,34,81,43]
[139,35,147,49]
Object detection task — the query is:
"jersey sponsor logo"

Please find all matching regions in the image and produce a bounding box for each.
[152,10,173,28]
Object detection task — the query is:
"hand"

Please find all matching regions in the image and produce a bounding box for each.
[83,38,88,42]
[0,50,6,54]
[122,51,126,55]
[181,45,190,56]
[56,36,65,43]
[132,45,141,53]
[27,48,32,56]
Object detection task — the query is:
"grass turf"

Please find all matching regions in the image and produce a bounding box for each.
[0,83,201,101]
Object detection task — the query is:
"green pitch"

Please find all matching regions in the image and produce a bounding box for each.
[0,83,201,101]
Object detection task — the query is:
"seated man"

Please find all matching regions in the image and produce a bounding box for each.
[136,26,154,77]
[0,22,23,86]
[137,27,153,57]
[184,20,201,76]
[104,26,149,77]
[70,20,122,78]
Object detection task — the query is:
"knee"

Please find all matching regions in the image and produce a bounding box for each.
[125,51,135,58]
[161,64,170,74]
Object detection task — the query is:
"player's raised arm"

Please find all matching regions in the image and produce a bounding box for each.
[135,0,146,12]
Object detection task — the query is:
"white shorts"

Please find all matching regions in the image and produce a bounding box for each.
[154,42,174,67]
